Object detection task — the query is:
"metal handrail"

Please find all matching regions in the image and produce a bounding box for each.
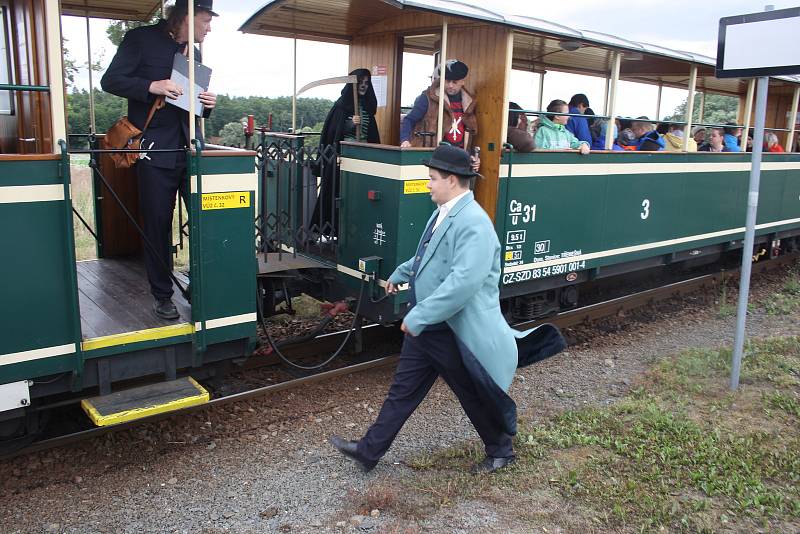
[517,109,752,131]
[0,84,50,92]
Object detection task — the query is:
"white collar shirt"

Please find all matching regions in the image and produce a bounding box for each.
[433,190,469,231]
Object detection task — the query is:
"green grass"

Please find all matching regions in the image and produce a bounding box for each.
[716,282,736,318]
[70,163,190,269]
[761,267,800,316]
[389,337,800,532]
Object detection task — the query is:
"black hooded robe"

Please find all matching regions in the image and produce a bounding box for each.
[312,69,381,236]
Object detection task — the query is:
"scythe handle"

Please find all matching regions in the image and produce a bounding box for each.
[353,82,361,142]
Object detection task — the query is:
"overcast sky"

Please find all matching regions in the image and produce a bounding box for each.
[62,0,794,120]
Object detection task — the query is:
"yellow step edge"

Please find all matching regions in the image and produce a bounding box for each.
[81,377,210,427]
[82,323,195,352]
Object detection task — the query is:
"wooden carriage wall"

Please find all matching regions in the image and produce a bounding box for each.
[348,11,512,221]
[0,0,53,155]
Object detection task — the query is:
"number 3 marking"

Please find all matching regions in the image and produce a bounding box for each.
[641,199,650,220]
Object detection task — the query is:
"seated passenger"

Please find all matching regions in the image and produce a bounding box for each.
[765,132,785,152]
[655,122,670,135]
[616,118,636,149]
[692,126,706,145]
[400,59,477,151]
[723,123,742,152]
[662,123,698,152]
[534,99,590,155]
[565,94,592,144]
[590,118,623,150]
[584,107,597,128]
[507,102,535,152]
[630,117,665,151]
[698,127,728,152]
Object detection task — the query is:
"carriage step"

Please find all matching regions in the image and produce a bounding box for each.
[80,377,209,427]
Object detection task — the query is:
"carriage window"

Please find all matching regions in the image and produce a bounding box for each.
[0,5,12,115]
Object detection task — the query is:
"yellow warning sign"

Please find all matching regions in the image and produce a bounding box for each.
[201,191,250,210]
[504,251,515,261]
[403,180,429,195]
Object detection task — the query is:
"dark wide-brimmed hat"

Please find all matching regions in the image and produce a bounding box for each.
[175,0,219,16]
[434,59,469,81]
[423,144,478,177]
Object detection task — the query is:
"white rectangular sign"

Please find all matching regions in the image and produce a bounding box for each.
[717,7,800,78]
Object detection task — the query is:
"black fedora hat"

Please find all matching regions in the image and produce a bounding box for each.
[423,144,478,177]
[175,0,219,16]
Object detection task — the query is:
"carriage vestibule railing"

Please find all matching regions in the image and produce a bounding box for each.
[256,132,340,261]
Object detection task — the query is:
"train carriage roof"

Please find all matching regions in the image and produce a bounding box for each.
[60,0,162,21]
[240,0,800,94]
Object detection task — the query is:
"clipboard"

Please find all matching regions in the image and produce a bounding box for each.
[169,52,212,116]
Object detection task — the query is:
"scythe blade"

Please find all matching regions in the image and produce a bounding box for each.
[296,75,358,97]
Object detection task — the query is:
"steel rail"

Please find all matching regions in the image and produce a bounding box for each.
[5,355,398,460]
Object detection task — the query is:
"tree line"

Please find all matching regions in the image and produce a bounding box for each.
[662,93,739,126]
[66,90,333,141]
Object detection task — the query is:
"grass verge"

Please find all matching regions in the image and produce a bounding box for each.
[368,336,800,532]
[761,267,800,316]
[71,164,189,269]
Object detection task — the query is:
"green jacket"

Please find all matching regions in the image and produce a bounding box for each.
[534,116,588,150]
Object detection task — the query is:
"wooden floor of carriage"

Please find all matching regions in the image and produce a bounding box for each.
[77,258,191,339]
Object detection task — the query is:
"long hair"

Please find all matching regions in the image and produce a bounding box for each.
[166,5,188,37]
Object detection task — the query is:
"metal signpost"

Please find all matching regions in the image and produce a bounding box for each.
[716,6,800,389]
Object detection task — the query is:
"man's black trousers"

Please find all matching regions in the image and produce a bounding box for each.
[136,154,187,300]
[357,327,514,463]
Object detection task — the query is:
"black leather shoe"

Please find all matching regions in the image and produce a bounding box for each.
[329,435,377,472]
[471,455,516,474]
[154,298,179,320]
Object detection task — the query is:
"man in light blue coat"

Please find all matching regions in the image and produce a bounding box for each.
[330,145,565,474]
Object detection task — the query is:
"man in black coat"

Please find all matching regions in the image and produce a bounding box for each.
[101,0,217,319]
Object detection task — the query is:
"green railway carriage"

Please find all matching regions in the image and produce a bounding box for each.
[0,0,259,440]
[1,0,800,443]
[318,144,800,322]
[246,0,800,324]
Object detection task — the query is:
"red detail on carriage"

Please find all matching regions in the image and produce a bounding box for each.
[320,301,349,317]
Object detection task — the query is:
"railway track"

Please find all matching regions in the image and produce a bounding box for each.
[2,255,794,461]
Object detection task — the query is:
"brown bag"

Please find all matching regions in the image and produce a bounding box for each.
[102,97,165,168]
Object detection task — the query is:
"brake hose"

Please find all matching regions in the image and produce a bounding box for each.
[256,276,367,371]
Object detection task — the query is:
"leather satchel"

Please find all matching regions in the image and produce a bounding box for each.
[102,96,165,168]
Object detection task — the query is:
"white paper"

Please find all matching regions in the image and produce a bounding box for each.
[372,75,387,107]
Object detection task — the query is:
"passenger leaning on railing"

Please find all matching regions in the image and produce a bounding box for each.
[698,128,728,152]
[722,123,742,152]
[765,132,785,153]
[630,118,665,151]
[506,102,535,152]
[534,99,590,155]
[565,93,592,145]
[663,123,698,152]
[590,118,623,151]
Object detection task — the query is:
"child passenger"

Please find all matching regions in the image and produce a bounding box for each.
[534,99,590,155]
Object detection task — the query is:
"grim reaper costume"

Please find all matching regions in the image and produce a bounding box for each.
[312,68,380,236]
